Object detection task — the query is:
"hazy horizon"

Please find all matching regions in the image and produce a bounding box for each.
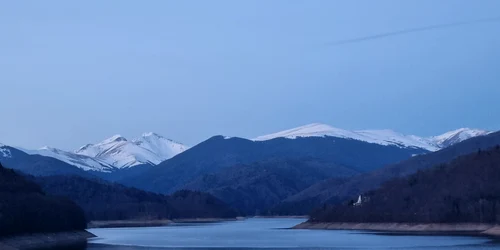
[2,0,500,150]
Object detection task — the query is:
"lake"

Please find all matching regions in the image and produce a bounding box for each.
[54,218,500,249]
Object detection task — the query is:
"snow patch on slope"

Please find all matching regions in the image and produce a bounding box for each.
[0,144,12,158]
[355,129,439,151]
[25,146,115,172]
[429,128,491,148]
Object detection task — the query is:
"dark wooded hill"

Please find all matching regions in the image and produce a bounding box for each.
[0,162,86,236]
[310,146,500,223]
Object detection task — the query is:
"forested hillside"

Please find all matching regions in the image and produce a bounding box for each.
[0,163,86,236]
[310,146,500,223]
[34,175,238,221]
[183,158,356,215]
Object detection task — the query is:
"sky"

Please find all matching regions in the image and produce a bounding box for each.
[1,0,500,150]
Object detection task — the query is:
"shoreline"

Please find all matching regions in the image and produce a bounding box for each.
[293,222,500,238]
[0,230,95,250]
[253,215,308,219]
[88,217,244,228]
[88,219,173,228]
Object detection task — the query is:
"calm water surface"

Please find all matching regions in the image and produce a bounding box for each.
[52,218,500,250]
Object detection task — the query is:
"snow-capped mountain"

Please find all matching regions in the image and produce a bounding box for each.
[75,133,189,169]
[23,146,115,172]
[429,128,491,148]
[254,123,491,151]
[15,133,189,172]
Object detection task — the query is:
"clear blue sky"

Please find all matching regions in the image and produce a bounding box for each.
[1,0,499,149]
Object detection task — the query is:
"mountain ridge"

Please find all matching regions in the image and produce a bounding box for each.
[254,123,490,151]
[5,125,492,173]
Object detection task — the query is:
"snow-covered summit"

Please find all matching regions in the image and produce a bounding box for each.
[254,123,490,151]
[254,123,439,151]
[74,133,189,169]
[101,135,127,144]
[141,132,160,138]
[254,123,359,141]
[132,132,189,161]
[429,128,491,148]
[16,132,188,172]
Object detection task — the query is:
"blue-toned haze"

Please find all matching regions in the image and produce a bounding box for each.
[1,0,499,149]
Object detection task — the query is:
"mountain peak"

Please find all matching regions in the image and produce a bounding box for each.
[254,123,353,141]
[143,132,157,137]
[71,132,189,169]
[102,135,128,144]
[142,132,162,138]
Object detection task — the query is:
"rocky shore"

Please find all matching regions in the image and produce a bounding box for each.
[0,231,95,250]
[293,222,500,237]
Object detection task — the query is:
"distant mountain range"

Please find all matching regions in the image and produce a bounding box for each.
[4,124,490,173]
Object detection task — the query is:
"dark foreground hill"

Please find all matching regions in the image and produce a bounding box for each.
[121,135,428,194]
[274,131,500,214]
[183,158,357,215]
[310,146,500,223]
[34,175,238,221]
[0,163,86,236]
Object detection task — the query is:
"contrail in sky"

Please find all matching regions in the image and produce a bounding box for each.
[326,16,500,46]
